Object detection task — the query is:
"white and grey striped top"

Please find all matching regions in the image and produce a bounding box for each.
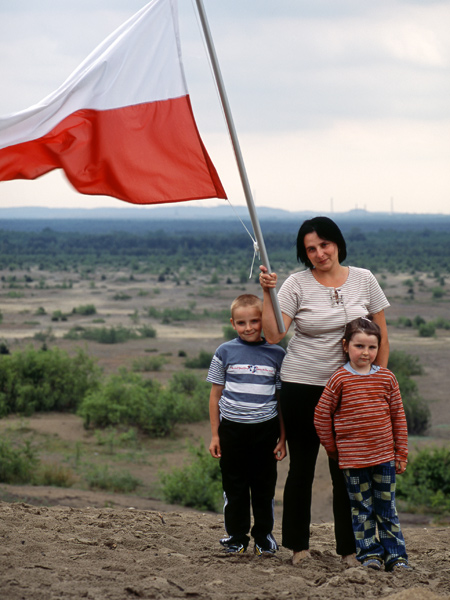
[207,337,285,423]
[277,266,389,386]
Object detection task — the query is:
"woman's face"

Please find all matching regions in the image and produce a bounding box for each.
[303,232,339,271]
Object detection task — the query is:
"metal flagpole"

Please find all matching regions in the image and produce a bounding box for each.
[193,0,285,333]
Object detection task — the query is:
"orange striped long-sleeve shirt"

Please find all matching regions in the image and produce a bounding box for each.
[314,366,408,469]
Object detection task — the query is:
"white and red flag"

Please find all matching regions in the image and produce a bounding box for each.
[0,0,226,204]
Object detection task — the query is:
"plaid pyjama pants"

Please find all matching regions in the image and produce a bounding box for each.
[342,461,408,569]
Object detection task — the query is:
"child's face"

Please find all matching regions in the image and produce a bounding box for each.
[343,331,379,374]
[230,305,263,343]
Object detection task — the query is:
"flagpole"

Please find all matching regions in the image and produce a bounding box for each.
[193,0,285,334]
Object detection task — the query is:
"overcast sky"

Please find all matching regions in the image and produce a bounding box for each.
[0,0,449,215]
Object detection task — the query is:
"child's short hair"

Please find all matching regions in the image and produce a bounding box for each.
[343,316,381,346]
[230,294,263,319]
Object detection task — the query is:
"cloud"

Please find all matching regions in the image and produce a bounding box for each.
[0,0,448,214]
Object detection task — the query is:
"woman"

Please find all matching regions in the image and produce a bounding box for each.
[259,216,390,566]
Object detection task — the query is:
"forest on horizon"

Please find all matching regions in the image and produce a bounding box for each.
[0,217,449,275]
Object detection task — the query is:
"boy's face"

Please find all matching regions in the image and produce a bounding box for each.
[230,305,263,343]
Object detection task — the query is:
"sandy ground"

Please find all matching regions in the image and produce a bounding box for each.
[0,268,449,598]
[1,502,449,600]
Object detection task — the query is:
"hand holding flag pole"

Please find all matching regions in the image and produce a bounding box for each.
[194,0,286,334]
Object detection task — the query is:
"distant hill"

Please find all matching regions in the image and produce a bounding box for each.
[0,205,449,234]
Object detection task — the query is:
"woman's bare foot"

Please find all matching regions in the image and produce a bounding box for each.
[292,550,311,565]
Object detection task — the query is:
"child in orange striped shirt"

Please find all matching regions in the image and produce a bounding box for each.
[314,316,411,572]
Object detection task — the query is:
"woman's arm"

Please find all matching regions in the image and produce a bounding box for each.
[259,266,292,344]
[372,310,389,367]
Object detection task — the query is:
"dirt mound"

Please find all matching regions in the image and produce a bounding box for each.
[1,502,449,600]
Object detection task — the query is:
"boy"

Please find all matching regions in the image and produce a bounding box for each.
[207,294,286,556]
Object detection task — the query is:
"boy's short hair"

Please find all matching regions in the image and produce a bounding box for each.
[230,294,263,319]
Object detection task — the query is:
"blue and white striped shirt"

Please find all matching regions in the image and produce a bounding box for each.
[207,337,285,424]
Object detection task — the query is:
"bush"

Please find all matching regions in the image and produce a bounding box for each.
[168,371,210,423]
[396,316,413,328]
[388,350,423,376]
[138,324,157,338]
[388,350,429,435]
[132,355,166,372]
[223,324,238,341]
[64,325,139,344]
[0,439,39,484]
[412,315,426,328]
[36,463,77,487]
[0,346,101,417]
[85,465,141,493]
[431,287,445,299]
[431,317,450,330]
[78,370,209,436]
[160,443,223,512]
[185,350,213,369]
[78,371,179,437]
[73,304,97,315]
[396,446,450,516]
[418,323,435,338]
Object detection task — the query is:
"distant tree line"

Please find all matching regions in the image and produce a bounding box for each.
[0,226,449,274]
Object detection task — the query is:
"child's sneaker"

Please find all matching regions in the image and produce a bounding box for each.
[254,543,276,557]
[362,558,382,571]
[220,537,247,554]
[388,560,412,572]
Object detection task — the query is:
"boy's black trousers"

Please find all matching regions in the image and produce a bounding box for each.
[218,416,279,547]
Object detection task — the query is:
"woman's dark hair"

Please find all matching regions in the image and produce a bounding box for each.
[296,216,347,268]
[343,316,382,359]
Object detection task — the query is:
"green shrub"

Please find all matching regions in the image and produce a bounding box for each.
[85,465,141,493]
[431,317,450,330]
[79,370,209,436]
[132,355,166,372]
[0,439,39,484]
[36,463,77,487]
[168,371,209,423]
[388,350,423,376]
[223,324,238,341]
[113,292,132,301]
[412,315,426,328]
[396,446,450,516]
[160,444,222,512]
[73,304,97,315]
[388,350,429,435]
[418,323,435,337]
[33,328,55,342]
[138,324,157,338]
[64,325,139,344]
[0,346,101,417]
[431,287,445,299]
[78,371,179,437]
[396,316,413,328]
[185,350,213,369]
[146,307,200,322]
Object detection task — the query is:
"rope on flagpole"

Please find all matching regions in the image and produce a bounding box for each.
[193,0,285,334]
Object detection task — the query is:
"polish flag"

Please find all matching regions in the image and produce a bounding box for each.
[0,0,226,204]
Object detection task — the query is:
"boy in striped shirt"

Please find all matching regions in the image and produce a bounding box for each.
[207,294,286,556]
[314,316,411,572]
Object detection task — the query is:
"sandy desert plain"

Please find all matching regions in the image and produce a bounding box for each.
[0,264,449,600]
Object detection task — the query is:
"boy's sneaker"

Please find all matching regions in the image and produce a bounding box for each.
[220,538,247,554]
[254,543,276,557]
[362,558,382,571]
